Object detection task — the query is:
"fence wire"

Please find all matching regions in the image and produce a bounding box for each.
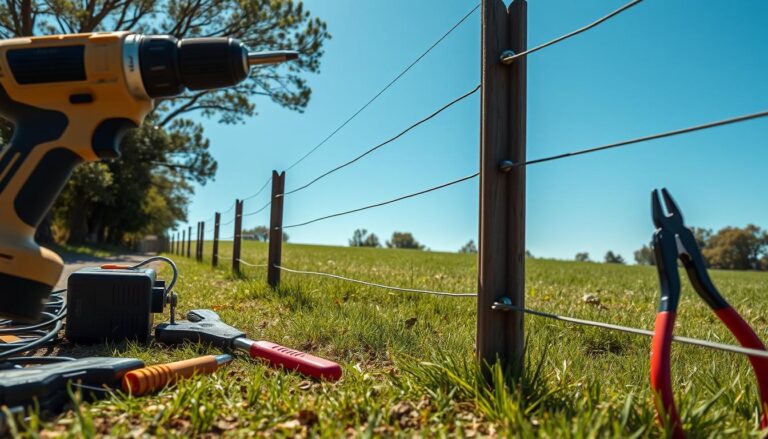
[516,108,768,168]
[283,84,481,197]
[501,0,643,64]
[283,172,479,229]
[274,264,476,297]
[274,264,768,359]
[284,3,480,173]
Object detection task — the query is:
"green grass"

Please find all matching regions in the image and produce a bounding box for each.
[16,241,768,437]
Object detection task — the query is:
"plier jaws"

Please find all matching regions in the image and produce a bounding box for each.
[649,188,768,438]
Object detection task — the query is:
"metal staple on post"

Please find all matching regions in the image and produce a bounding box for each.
[232,200,243,275]
[268,171,286,287]
[212,212,221,268]
[477,0,527,379]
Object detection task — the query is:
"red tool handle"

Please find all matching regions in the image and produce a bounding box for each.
[651,308,768,438]
[650,311,683,439]
[714,307,768,428]
[242,339,342,381]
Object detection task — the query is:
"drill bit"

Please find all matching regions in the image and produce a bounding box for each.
[247,50,299,67]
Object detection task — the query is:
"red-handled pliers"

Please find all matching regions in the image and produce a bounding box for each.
[650,188,768,438]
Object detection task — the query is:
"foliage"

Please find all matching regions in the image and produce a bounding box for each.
[458,240,477,254]
[575,252,590,262]
[0,0,330,245]
[634,244,655,266]
[604,251,625,264]
[348,229,381,248]
[386,232,424,250]
[22,242,768,436]
[702,225,768,270]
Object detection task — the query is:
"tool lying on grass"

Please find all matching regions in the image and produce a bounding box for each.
[122,354,232,396]
[0,31,297,323]
[0,357,144,416]
[649,188,768,438]
[156,309,342,381]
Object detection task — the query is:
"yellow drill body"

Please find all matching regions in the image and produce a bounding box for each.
[0,32,152,321]
[0,31,297,322]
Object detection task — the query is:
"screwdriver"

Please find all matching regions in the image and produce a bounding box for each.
[122,354,232,396]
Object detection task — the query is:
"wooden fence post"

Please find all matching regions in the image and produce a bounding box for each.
[267,171,286,288]
[477,0,527,378]
[212,212,221,267]
[187,226,192,258]
[232,200,243,275]
[200,221,206,262]
[180,230,185,256]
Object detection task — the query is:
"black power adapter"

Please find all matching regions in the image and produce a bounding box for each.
[66,266,171,343]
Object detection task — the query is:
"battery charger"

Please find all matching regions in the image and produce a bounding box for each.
[65,266,168,343]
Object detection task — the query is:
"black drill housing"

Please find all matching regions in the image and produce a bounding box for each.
[66,267,166,343]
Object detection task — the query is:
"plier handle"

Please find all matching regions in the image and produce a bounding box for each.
[650,188,768,437]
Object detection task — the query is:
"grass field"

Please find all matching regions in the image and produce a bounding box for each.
[14,241,768,437]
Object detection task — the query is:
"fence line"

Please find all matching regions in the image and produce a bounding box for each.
[501,0,643,64]
[282,84,482,197]
[284,3,481,173]
[513,108,768,168]
[166,0,768,380]
[282,172,478,229]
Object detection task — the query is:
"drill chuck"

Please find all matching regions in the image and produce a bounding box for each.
[130,36,297,99]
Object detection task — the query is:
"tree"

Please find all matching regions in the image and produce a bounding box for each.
[2,0,330,245]
[458,240,477,254]
[702,225,767,270]
[243,226,269,241]
[634,244,655,265]
[575,252,590,262]
[349,229,381,248]
[386,232,424,250]
[604,251,625,264]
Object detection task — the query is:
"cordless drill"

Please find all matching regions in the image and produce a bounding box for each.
[0,32,297,322]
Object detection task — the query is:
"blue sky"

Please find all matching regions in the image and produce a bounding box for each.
[179,0,768,262]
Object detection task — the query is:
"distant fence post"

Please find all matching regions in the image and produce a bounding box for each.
[181,229,186,257]
[267,171,286,288]
[195,222,200,261]
[477,0,527,378]
[200,221,206,262]
[212,212,221,268]
[232,200,243,275]
[187,226,192,258]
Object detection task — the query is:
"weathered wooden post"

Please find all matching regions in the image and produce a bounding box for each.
[477,0,527,378]
[180,230,185,257]
[199,221,206,262]
[267,171,286,288]
[186,226,192,258]
[212,212,221,268]
[232,200,243,275]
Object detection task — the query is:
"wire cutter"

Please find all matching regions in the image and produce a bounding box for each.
[650,188,768,437]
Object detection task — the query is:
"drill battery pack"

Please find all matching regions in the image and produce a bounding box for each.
[66,267,167,343]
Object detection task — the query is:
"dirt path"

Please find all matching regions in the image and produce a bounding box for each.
[56,253,149,290]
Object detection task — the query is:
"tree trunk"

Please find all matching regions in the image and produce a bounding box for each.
[35,214,54,245]
[67,206,89,245]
